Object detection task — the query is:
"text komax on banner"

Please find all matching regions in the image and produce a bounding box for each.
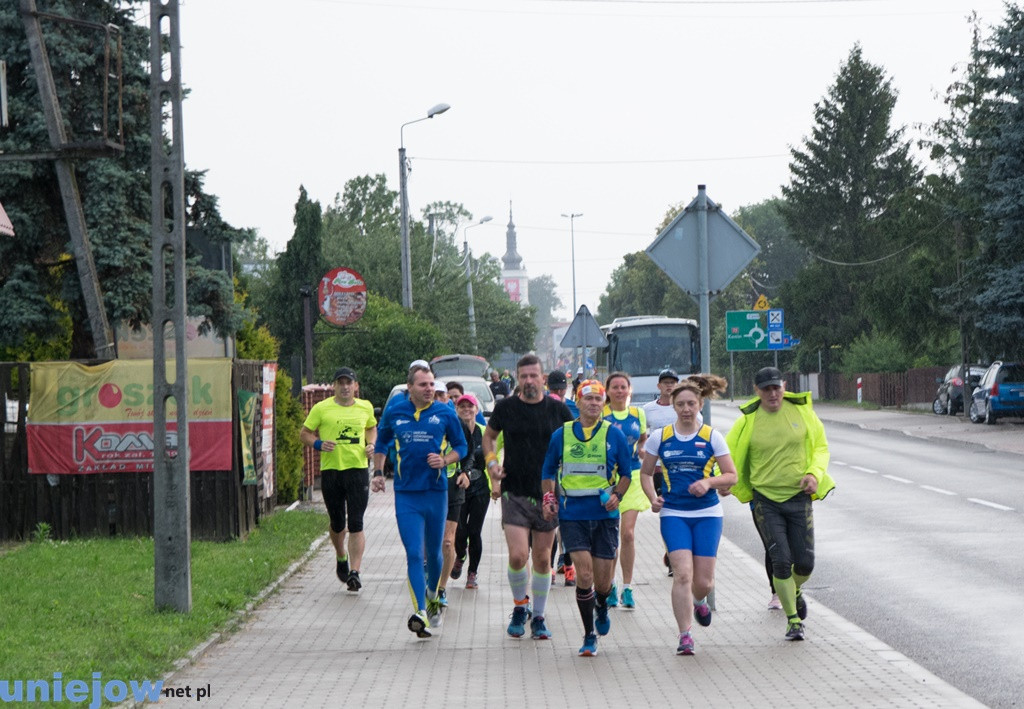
[26,359,233,474]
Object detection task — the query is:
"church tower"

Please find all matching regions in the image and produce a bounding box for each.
[501,203,529,305]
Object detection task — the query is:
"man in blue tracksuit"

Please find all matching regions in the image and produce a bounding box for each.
[373,363,466,639]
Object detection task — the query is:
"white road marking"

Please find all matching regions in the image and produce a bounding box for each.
[968,498,1014,512]
[920,485,956,496]
[851,465,878,474]
[832,461,848,466]
[883,474,913,484]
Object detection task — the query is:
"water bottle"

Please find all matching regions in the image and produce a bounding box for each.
[599,489,615,518]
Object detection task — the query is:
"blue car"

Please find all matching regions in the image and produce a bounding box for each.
[969,361,1024,425]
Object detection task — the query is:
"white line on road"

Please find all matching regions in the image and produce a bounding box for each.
[832,461,848,466]
[968,498,1015,512]
[883,474,914,484]
[851,465,878,474]
[920,485,957,496]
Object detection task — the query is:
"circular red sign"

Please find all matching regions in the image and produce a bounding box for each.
[318,267,367,327]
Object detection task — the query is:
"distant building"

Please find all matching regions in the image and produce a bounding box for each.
[501,205,529,306]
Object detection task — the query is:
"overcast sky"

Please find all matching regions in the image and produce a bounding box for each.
[178,0,1007,320]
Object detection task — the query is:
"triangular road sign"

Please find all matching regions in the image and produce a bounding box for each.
[560,305,608,349]
[0,199,13,237]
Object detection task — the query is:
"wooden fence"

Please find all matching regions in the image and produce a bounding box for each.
[0,360,274,542]
[816,365,946,406]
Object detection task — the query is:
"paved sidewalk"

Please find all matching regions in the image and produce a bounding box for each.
[152,482,984,708]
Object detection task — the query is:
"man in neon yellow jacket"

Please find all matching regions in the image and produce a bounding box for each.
[725,367,835,642]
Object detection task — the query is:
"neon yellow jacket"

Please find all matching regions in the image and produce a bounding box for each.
[725,391,835,503]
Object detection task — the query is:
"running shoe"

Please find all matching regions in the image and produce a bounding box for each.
[785,621,805,641]
[607,584,619,608]
[437,588,448,608]
[795,590,807,620]
[507,603,531,638]
[346,570,361,593]
[451,558,464,580]
[466,571,478,589]
[595,603,611,636]
[407,611,431,638]
[556,562,565,575]
[693,600,712,627]
[336,558,349,583]
[530,616,552,640]
[768,593,783,610]
[578,633,599,657]
[621,587,635,610]
[564,565,576,587]
[676,632,695,655]
[427,597,444,629]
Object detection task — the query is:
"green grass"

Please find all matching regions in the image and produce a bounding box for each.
[0,510,326,698]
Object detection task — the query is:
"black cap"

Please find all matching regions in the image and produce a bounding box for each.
[658,368,680,382]
[333,367,357,382]
[754,366,783,389]
[547,371,567,390]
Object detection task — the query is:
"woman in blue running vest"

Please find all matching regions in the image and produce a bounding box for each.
[638,374,736,656]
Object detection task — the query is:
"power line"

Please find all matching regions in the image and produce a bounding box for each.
[413,153,788,166]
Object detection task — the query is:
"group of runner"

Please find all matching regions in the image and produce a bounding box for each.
[301,356,833,656]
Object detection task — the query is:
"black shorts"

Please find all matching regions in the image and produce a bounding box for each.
[501,492,558,533]
[447,473,465,522]
[321,468,369,534]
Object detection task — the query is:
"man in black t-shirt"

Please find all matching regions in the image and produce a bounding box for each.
[483,354,573,641]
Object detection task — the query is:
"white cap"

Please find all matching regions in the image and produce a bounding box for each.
[433,381,447,393]
[409,359,430,370]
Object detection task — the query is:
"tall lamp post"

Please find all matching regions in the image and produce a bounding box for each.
[464,216,492,353]
[561,212,583,314]
[399,102,450,309]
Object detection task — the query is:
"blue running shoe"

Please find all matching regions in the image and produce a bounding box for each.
[530,616,552,640]
[607,584,619,608]
[437,588,448,608]
[621,587,635,609]
[578,633,599,657]
[507,603,531,638]
[595,603,611,636]
[693,600,712,627]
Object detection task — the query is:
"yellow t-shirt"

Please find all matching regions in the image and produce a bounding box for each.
[303,397,377,471]
[749,404,807,502]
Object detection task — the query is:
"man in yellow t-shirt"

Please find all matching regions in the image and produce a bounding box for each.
[301,367,377,593]
[725,366,834,642]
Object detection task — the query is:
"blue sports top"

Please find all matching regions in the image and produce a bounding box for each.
[376,398,467,492]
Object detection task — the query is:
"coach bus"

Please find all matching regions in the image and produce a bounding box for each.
[594,316,700,405]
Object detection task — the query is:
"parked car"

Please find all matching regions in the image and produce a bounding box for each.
[384,375,496,419]
[430,354,490,379]
[969,361,1024,425]
[932,364,987,416]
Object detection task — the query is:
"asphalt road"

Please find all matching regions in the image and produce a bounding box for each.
[711,405,1024,709]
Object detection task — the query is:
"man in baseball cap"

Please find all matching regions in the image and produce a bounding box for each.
[301,364,377,593]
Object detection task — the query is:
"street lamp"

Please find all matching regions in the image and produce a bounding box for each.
[399,102,451,309]
[464,216,492,353]
[561,212,583,315]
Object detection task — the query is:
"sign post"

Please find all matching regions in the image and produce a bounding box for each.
[647,186,761,423]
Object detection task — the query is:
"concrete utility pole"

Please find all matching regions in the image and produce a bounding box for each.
[20,0,115,359]
[150,0,191,613]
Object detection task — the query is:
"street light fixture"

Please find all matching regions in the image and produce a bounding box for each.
[561,212,583,315]
[399,102,451,309]
[464,216,492,353]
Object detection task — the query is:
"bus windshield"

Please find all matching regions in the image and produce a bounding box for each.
[607,323,696,376]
